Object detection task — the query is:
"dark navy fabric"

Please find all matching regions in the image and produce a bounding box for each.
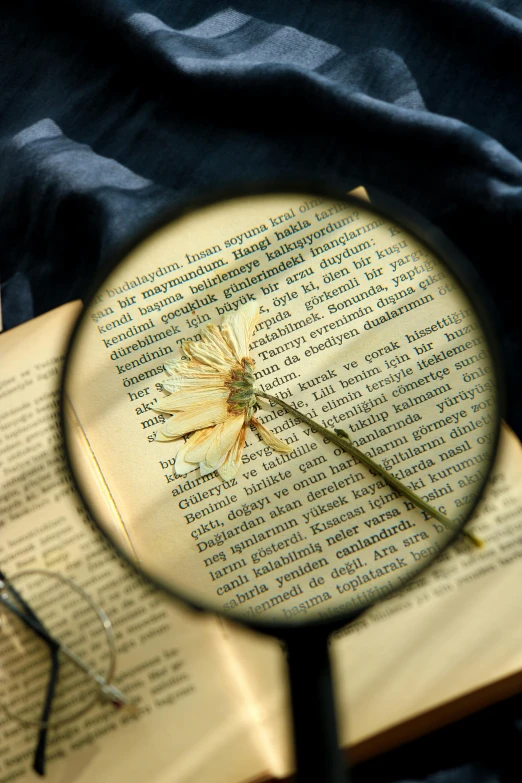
[1,1,521,780]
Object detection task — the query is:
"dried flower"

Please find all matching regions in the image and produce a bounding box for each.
[155,303,292,480]
[154,305,482,548]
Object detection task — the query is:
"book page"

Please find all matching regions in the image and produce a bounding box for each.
[221,423,522,776]
[0,303,271,783]
[335,424,522,759]
[64,191,498,627]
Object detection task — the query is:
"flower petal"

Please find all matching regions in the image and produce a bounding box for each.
[162,369,228,395]
[204,414,245,469]
[154,388,228,413]
[221,302,259,360]
[162,375,224,394]
[251,417,293,453]
[164,358,189,376]
[183,426,222,464]
[155,428,179,443]
[183,340,235,371]
[174,428,216,475]
[157,399,229,439]
[200,459,223,476]
[199,324,237,364]
[218,424,247,481]
[165,358,221,376]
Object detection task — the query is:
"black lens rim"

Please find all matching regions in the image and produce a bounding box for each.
[59,180,505,637]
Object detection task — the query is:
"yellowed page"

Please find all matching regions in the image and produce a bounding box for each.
[64,191,497,629]
[222,423,522,776]
[335,425,522,753]
[65,393,137,562]
[347,186,370,202]
[0,303,271,783]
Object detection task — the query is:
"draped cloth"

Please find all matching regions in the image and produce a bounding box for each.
[1,1,521,780]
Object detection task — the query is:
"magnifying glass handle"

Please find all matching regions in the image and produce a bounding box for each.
[286,630,348,783]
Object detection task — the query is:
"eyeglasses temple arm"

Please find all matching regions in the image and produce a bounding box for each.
[0,570,40,625]
[33,645,61,776]
[0,571,60,777]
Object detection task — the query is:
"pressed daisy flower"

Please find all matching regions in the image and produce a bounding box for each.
[154,302,292,480]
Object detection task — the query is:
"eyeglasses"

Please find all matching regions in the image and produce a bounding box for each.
[0,569,135,776]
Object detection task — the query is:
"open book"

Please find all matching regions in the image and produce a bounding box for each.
[1,216,522,781]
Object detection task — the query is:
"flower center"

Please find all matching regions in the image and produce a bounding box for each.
[226,358,257,422]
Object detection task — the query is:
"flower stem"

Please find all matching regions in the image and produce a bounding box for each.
[255,390,483,549]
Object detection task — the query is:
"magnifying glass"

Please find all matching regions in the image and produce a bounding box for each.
[60,186,502,782]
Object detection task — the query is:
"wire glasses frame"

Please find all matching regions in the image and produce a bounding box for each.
[0,569,135,775]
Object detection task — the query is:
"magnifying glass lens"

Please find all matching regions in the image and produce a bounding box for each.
[62,191,500,629]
